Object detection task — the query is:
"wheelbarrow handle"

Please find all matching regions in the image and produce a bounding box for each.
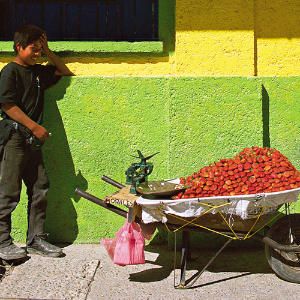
[101,175,125,189]
[75,188,127,218]
[262,236,300,252]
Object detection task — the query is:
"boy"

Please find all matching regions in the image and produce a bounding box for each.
[0,24,73,260]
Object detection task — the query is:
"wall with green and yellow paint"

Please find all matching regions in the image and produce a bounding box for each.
[0,0,299,243]
[2,0,299,76]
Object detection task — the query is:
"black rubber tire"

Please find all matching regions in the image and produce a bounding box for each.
[265,213,300,283]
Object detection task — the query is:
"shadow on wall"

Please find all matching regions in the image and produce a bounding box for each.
[177,0,300,38]
[58,53,170,65]
[43,77,88,244]
[262,84,270,148]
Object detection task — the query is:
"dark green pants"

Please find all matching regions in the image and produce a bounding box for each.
[0,131,49,247]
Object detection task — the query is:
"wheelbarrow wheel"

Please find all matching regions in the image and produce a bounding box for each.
[265,213,300,283]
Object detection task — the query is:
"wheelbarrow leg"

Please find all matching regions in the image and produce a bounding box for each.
[178,231,190,288]
[175,236,232,289]
[185,238,232,288]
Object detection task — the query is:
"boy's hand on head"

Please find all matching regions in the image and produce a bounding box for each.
[38,33,74,76]
[40,34,50,55]
[31,124,50,142]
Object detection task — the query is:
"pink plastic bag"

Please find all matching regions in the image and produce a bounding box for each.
[101,238,116,260]
[113,221,145,266]
[101,220,145,266]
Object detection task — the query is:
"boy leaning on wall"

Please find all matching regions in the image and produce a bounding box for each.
[0,24,74,260]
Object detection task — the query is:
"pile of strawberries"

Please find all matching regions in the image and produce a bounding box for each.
[176,146,300,199]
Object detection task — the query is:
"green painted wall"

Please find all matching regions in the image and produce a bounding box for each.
[11,76,300,243]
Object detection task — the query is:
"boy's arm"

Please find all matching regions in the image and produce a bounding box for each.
[40,34,74,76]
[1,103,49,141]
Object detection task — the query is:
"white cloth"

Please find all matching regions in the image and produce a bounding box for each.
[136,185,300,224]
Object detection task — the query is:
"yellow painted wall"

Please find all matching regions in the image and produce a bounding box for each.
[1,0,299,76]
[62,55,176,76]
[0,55,175,77]
[176,0,254,76]
[255,0,300,75]
[176,0,300,76]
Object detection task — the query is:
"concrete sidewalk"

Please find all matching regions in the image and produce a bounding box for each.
[0,244,300,300]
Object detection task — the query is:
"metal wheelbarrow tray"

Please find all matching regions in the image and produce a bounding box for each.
[75,177,300,288]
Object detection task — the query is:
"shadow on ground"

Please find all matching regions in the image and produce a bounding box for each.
[0,260,5,281]
[0,256,29,282]
[129,243,272,287]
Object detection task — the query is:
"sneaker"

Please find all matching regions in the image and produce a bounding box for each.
[27,236,63,258]
[0,243,27,260]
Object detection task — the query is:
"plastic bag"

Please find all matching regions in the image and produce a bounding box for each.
[101,238,116,260]
[113,221,145,265]
[101,221,145,266]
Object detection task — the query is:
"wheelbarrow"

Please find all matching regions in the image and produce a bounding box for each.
[75,175,300,288]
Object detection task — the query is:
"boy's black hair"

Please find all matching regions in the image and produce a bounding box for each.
[13,24,45,54]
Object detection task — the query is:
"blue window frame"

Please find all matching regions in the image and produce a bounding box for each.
[0,0,159,41]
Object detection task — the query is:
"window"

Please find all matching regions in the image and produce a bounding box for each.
[0,0,159,41]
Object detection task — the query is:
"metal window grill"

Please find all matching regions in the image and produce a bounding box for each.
[0,0,159,41]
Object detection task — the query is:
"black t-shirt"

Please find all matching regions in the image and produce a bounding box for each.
[0,62,60,124]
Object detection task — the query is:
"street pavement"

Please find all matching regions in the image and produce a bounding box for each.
[0,243,300,300]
